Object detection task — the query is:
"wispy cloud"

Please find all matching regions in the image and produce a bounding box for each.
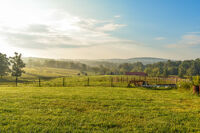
[166,34,200,48]
[154,37,166,41]
[96,23,126,32]
[0,10,133,50]
[186,32,200,34]
[114,15,121,18]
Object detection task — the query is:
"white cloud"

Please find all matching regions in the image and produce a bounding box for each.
[166,34,200,48]
[0,9,131,51]
[186,32,200,34]
[0,1,198,60]
[154,37,166,41]
[166,44,179,48]
[114,15,121,18]
[96,23,126,32]
[0,8,148,59]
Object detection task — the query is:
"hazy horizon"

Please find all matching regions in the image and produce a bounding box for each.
[23,56,170,60]
[1,0,200,60]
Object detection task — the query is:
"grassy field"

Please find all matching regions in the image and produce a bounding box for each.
[0,67,82,87]
[23,67,81,78]
[0,86,199,132]
[0,66,178,87]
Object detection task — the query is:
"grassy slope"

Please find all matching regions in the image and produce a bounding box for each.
[0,67,82,86]
[0,87,199,132]
[23,67,81,78]
[0,67,80,80]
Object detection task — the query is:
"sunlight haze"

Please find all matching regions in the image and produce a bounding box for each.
[0,0,200,59]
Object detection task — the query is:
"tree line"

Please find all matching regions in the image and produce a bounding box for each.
[26,58,200,77]
[27,59,88,71]
[0,52,25,85]
[115,59,200,77]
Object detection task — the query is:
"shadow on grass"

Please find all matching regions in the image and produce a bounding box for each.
[0,79,13,82]
[141,87,176,91]
[127,84,176,91]
[127,86,175,91]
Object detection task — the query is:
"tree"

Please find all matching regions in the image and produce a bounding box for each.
[0,53,10,78]
[92,67,100,74]
[178,66,185,78]
[163,68,169,77]
[193,76,200,86]
[10,52,26,86]
[131,62,144,72]
[186,61,198,76]
[178,61,191,77]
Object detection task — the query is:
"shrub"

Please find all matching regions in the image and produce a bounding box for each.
[177,81,192,90]
[193,76,200,86]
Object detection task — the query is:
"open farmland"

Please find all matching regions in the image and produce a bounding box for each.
[0,86,199,132]
[1,0,200,132]
[23,67,81,78]
[0,67,180,87]
[0,67,81,87]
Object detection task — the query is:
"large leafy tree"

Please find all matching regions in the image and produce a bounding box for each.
[10,52,26,86]
[131,62,144,72]
[0,53,10,78]
[178,61,191,77]
[186,61,198,76]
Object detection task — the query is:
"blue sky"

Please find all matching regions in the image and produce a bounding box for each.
[0,0,200,59]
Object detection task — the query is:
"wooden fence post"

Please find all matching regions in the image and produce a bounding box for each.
[63,77,65,87]
[111,77,113,87]
[16,77,18,87]
[87,77,90,86]
[39,78,41,87]
[155,78,157,84]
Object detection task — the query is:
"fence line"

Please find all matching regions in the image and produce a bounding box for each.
[0,76,188,87]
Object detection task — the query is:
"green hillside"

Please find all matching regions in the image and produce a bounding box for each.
[23,67,81,78]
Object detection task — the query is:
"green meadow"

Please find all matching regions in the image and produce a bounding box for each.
[1,0,200,132]
[0,67,177,88]
[0,86,199,132]
[23,67,81,78]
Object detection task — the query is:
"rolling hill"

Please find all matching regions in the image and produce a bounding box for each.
[98,57,168,65]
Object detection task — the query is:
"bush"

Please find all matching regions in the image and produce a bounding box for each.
[193,76,200,86]
[177,81,192,90]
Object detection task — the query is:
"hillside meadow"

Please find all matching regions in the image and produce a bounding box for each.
[0,86,199,132]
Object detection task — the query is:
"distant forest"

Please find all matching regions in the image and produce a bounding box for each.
[26,58,200,77]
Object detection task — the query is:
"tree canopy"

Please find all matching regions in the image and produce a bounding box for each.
[0,53,10,78]
[10,52,26,78]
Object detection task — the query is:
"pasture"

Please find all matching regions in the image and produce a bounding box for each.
[0,67,179,88]
[0,86,199,132]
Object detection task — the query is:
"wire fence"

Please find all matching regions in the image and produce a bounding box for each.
[0,75,188,88]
